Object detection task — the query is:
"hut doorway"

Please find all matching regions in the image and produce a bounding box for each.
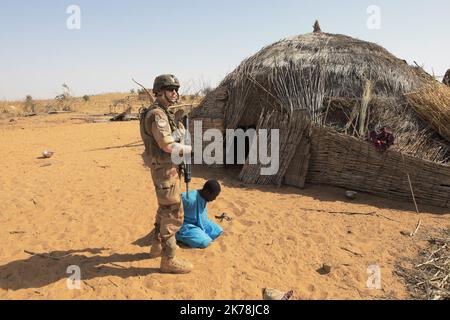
[224,125,257,171]
[237,109,312,187]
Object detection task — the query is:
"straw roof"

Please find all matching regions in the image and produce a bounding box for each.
[405,82,450,145]
[198,28,449,163]
[221,31,422,105]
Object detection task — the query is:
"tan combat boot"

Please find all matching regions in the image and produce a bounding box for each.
[149,239,162,258]
[150,241,180,259]
[160,256,193,274]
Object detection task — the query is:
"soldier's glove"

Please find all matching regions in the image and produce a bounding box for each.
[171,143,192,156]
[171,128,185,143]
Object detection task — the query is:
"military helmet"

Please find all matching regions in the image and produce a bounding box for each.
[153,74,180,94]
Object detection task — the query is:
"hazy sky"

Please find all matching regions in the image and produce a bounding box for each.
[0,0,449,100]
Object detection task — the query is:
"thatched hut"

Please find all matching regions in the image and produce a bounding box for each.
[190,25,450,209]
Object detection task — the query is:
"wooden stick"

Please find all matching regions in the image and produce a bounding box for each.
[83,280,95,291]
[132,78,155,104]
[298,207,398,221]
[410,219,422,237]
[340,247,363,257]
[359,80,372,137]
[9,231,26,235]
[401,153,422,237]
[88,140,143,152]
[404,159,420,214]
[108,279,119,287]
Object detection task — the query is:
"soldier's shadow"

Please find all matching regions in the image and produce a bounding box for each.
[0,248,159,291]
[132,232,153,247]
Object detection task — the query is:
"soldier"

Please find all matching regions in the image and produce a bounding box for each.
[139,74,193,274]
[443,69,450,87]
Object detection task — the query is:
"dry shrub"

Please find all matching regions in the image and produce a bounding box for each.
[396,231,450,300]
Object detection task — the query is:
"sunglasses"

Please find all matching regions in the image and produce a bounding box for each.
[164,87,179,93]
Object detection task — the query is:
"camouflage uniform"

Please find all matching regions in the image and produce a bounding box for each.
[139,74,193,273]
[140,102,185,255]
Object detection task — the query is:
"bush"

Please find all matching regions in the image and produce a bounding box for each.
[24,95,35,113]
[82,95,90,102]
[201,86,213,96]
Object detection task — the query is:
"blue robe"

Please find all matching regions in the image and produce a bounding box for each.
[175,190,223,248]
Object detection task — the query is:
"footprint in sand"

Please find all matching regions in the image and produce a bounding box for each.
[223,199,246,217]
[56,232,67,240]
[319,292,329,299]
[143,278,162,290]
[87,225,98,234]
[219,241,228,253]
[239,220,255,227]
[234,200,248,215]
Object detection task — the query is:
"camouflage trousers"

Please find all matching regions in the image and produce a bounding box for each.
[151,165,184,258]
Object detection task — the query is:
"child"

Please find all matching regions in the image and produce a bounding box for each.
[176,180,223,248]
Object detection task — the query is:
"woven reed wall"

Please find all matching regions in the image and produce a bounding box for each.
[188,117,225,168]
[239,109,311,185]
[306,127,450,209]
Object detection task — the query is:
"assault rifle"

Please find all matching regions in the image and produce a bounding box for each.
[182,115,192,199]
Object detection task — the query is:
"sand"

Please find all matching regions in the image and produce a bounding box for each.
[0,113,449,300]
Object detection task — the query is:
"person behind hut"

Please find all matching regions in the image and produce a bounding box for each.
[176,180,223,248]
[139,74,193,274]
[443,69,450,87]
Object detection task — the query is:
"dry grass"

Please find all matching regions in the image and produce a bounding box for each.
[396,230,450,300]
[0,92,203,118]
[405,82,450,143]
[0,93,130,116]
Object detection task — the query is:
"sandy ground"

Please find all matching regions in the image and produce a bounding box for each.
[0,113,449,300]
